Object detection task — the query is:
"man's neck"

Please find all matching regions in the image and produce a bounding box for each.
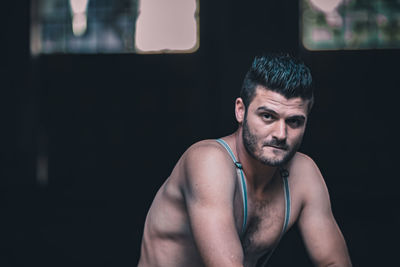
[232,130,278,195]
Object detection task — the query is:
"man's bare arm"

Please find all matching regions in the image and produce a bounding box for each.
[181,142,245,267]
[297,156,352,267]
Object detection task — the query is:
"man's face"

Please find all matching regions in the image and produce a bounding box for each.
[241,86,309,166]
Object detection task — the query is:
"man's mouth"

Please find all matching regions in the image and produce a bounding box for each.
[264,144,288,151]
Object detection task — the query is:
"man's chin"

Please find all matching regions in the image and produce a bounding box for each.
[259,156,286,167]
[259,150,294,166]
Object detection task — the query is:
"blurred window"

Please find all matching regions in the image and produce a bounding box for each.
[30,0,199,54]
[301,0,400,50]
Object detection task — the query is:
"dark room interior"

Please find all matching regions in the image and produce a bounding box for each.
[2,0,399,266]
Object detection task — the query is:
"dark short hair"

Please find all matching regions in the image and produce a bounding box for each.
[240,53,314,112]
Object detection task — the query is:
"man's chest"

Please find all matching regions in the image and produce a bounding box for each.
[240,197,287,256]
[232,175,302,258]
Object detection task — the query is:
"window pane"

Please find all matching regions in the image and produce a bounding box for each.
[30,0,199,54]
[301,0,400,50]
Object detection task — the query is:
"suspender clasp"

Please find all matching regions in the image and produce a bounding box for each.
[235,162,243,169]
[280,168,289,178]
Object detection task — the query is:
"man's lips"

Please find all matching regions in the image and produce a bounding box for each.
[264,144,288,150]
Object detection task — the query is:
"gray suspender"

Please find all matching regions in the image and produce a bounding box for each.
[216,138,248,233]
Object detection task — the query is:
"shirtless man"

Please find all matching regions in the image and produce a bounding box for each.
[138,53,352,267]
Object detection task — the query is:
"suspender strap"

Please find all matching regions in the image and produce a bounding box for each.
[281,169,291,235]
[216,139,248,233]
[216,139,237,163]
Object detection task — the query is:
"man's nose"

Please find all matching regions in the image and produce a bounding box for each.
[272,120,287,141]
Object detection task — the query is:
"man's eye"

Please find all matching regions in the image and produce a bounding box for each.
[262,113,272,120]
[287,119,303,128]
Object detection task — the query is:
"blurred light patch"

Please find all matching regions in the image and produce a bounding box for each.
[309,0,343,13]
[37,156,48,186]
[135,0,199,53]
[70,0,89,13]
[70,0,89,36]
[72,13,88,36]
[301,0,400,50]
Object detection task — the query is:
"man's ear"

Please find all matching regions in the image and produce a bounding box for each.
[235,98,245,124]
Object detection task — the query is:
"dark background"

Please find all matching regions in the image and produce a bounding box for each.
[2,0,399,266]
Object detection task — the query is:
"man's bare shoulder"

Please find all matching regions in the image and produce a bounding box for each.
[288,152,320,175]
[287,152,326,192]
[180,139,237,195]
[183,139,235,167]
[286,152,332,212]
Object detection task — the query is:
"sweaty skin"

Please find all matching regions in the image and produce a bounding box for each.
[138,87,352,267]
